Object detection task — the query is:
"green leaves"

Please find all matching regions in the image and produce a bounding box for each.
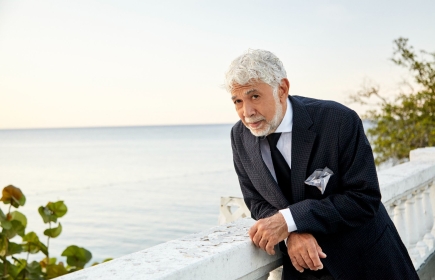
[39,201,67,224]
[0,185,26,208]
[7,242,23,256]
[9,211,27,228]
[0,186,106,279]
[3,220,26,239]
[61,245,92,269]
[46,263,68,279]
[23,232,48,255]
[44,223,62,238]
[1,211,27,239]
[0,209,11,230]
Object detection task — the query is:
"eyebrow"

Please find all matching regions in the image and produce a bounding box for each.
[231,89,258,100]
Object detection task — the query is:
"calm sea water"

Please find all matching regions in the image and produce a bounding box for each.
[0,124,242,262]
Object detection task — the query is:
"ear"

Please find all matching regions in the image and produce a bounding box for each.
[278,78,290,103]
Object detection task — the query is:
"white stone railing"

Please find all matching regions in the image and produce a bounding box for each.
[58,148,435,280]
[379,147,435,269]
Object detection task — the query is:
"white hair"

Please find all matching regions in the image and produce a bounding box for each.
[224,49,287,93]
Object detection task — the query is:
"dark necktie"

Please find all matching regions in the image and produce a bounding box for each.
[266,133,293,203]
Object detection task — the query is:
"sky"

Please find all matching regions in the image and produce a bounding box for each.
[0,0,434,129]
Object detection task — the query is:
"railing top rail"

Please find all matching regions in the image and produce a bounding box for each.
[57,218,281,280]
[378,160,435,205]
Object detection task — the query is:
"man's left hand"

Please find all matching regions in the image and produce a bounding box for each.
[248,212,288,255]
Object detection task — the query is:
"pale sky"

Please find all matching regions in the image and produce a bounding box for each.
[1,0,434,129]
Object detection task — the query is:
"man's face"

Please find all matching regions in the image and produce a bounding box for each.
[231,80,289,136]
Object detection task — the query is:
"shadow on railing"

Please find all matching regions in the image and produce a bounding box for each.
[58,148,435,280]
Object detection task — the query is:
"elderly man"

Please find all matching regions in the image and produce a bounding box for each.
[226,50,417,280]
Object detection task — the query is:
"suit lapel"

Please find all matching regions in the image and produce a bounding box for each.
[241,130,290,209]
[290,96,317,203]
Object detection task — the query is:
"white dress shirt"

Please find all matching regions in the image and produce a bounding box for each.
[259,98,297,232]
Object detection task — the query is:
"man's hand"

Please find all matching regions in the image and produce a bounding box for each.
[248,212,288,255]
[286,232,327,273]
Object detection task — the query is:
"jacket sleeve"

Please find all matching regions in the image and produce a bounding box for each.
[289,110,381,234]
[231,127,278,220]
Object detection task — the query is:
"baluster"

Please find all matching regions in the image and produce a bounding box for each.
[393,198,408,248]
[405,193,421,266]
[423,184,435,250]
[387,202,395,220]
[415,188,429,258]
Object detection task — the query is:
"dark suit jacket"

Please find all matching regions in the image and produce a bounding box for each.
[231,95,417,279]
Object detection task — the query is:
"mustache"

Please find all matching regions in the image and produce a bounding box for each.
[245,115,266,123]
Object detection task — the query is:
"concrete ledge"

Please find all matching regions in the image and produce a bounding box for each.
[378,161,435,204]
[418,251,435,280]
[58,218,282,280]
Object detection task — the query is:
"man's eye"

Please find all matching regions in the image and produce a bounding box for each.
[252,95,259,100]
[234,100,242,104]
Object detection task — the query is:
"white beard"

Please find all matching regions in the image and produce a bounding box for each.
[245,97,284,137]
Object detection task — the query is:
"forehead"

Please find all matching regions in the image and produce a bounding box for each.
[230,82,272,96]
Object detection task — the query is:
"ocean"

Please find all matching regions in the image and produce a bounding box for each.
[0,124,242,263]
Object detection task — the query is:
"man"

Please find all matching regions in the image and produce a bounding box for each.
[226,49,418,279]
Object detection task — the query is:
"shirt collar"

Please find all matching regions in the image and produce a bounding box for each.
[274,97,293,133]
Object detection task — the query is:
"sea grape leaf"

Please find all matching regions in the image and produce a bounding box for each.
[0,259,20,279]
[1,219,12,230]
[3,220,26,239]
[0,185,26,208]
[92,258,113,266]
[61,245,92,269]
[38,206,57,224]
[0,234,7,257]
[9,211,27,228]
[22,232,48,255]
[0,208,12,229]
[39,257,57,269]
[13,258,27,274]
[43,223,62,238]
[47,201,67,218]
[7,241,23,255]
[25,261,43,280]
[46,263,68,279]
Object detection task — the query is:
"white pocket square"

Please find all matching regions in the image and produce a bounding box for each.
[304,167,334,194]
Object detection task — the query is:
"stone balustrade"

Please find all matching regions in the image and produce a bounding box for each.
[379,147,435,270]
[59,148,435,279]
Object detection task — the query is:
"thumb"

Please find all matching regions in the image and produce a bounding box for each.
[316,245,327,258]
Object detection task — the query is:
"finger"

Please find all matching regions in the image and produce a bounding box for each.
[307,246,323,270]
[290,256,304,273]
[265,240,275,255]
[248,225,257,241]
[316,244,327,259]
[295,254,309,269]
[259,236,268,250]
[252,231,262,247]
[301,250,317,270]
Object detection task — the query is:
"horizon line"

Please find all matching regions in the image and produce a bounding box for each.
[0,122,236,131]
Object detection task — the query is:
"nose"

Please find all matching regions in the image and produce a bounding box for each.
[243,102,256,118]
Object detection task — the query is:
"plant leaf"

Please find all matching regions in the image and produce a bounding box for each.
[38,206,57,224]
[0,185,26,208]
[3,220,26,239]
[22,232,48,255]
[7,241,23,256]
[61,245,92,269]
[9,211,27,228]
[0,234,7,257]
[46,263,68,279]
[43,223,62,238]
[47,201,68,218]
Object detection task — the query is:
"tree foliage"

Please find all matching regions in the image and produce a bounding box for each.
[350,38,435,165]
